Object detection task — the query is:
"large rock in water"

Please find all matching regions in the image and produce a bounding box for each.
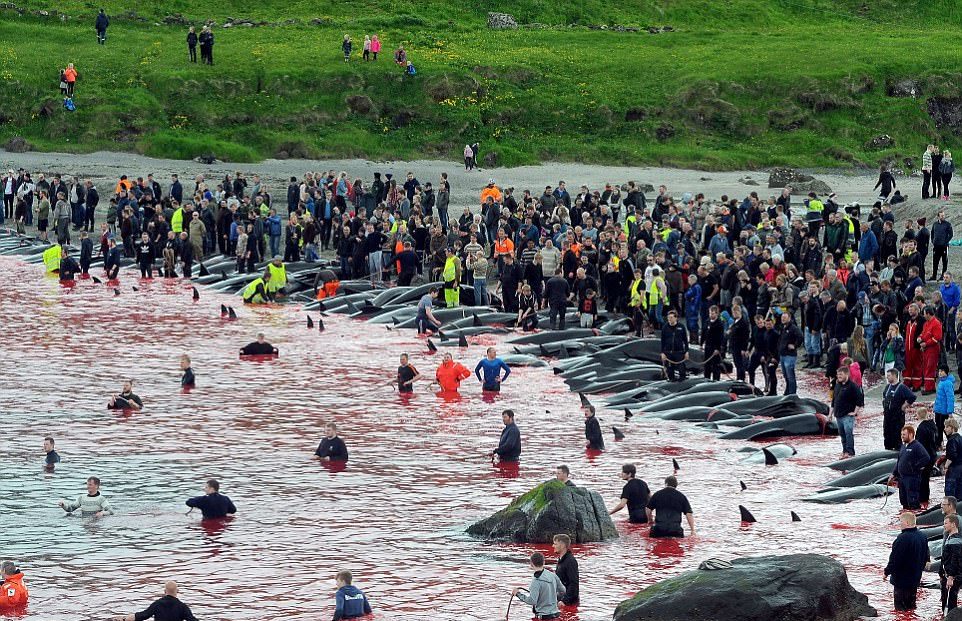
[466,480,617,543]
[613,554,877,621]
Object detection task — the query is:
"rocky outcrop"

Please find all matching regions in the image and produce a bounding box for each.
[467,480,618,543]
[887,79,921,98]
[655,123,675,141]
[346,94,375,116]
[864,134,894,150]
[487,12,518,29]
[767,167,832,195]
[927,97,962,132]
[613,554,877,621]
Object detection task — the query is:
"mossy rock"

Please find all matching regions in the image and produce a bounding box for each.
[466,480,618,543]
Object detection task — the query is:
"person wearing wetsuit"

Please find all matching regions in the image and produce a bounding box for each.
[104,238,122,280]
[180,354,195,387]
[889,425,931,510]
[332,571,372,621]
[396,241,418,286]
[315,422,349,461]
[59,248,80,281]
[79,231,93,276]
[700,305,725,381]
[396,353,421,393]
[475,347,511,392]
[492,409,521,462]
[584,405,604,451]
[135,232,155,278]
[240,333,277,356]
[107,380,143,410]
[43,436,60,466]
[185,479,236,519]
[552,534,579,606]
[609,463,650,523]
[647,475,695,537]
[111,580,198,621]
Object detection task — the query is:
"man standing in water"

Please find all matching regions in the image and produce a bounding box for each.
[315,422,349,462]
[43,436,60,466]
[584,406,604,451]
[511,552,565,619]
[107,380,143,411]
[332,571,372,621]
[185,479,236,520]
[0,561,28,611]
[435,352,470,392]
[110,581,197,621]
[180,354,195,388]
[396,353,422,393]
[608,463,650,524]
[552,534,579,606]
[492,409,521,463]
[240,333,277,356]
[884,511,929,611]
[647,476,695,537]
[475,347,511,392]
[59,476,113,517]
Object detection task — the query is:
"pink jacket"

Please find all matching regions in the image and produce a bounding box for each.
[371,37,381,53]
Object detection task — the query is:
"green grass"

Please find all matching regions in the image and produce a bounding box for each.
[2,1,962,168]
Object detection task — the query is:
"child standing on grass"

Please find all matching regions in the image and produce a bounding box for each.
[363,35,371,61]
[63,63,77,97]
[342,34,352,62]
[371,34,381,60]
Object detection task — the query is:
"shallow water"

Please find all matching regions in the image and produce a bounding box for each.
[0,256,941,620]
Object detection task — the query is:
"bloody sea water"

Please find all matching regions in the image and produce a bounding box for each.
[0,255,944,621]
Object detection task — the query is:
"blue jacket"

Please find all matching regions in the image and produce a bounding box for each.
[941,282,962,309]
[684,284,702,318]
[885,527,929,589]
[904,276,923,299]
[267,214,282,236]
[334,585,371,621]
[935,374,956,415]
[857,229,878,263]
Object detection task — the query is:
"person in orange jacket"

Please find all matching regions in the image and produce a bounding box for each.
[436,352,471,392]
[0,561,28,611]
[919,305,944,394]
[480,179,502,205]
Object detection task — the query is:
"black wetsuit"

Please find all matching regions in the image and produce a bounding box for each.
[621,477,650,523]
[45,449,61,465]
[556,551,580,605]
[315,436,349,461]
[59,256,80,281]
[647,486,692,537]
[185,492,236,519]
[397,364,418,393]
[109,390,143,410]
[181,367,195,387]
[132,594,198,621]
[241,342,275,355]
[585,414,604,450]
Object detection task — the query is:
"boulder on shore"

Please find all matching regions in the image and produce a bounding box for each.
[613,554,877,621]
[487,12,517,29]
[768,167,832,195]
[466,480,618,543]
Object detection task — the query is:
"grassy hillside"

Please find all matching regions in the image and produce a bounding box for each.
[1,0,962,168]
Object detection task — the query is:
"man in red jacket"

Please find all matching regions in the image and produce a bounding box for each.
[920,306,944,394]
[436,352,471,392]
[904,304,925,392]
[0,561,28,611]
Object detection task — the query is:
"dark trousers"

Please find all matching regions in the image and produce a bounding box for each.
[139,262,153,278]
[732,349,747,381]
[946,173,954,197]
[650,523,684,538]
[189,45,197,62]
[97,28,106,44]
[923,170,932,198]
[942,578,960,611]
[704,356,722,382]
[897,475,921,510]
[935,245,949,279]
[666,359,687,382]
[748,352,765,387]
[935,172,944,197]
[182,260,192,278]
[883,411,905,451]
[3,194,12,218]
[549,303,566,330]
[84,206,96,231]
[894,586,918,611]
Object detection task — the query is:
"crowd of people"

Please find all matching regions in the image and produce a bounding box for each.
[4,152,962,617]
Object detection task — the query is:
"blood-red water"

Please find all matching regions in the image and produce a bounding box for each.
[0,257,941,620]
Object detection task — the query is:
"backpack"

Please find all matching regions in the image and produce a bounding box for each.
[63,97,76,111]
[406,64,416,75]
